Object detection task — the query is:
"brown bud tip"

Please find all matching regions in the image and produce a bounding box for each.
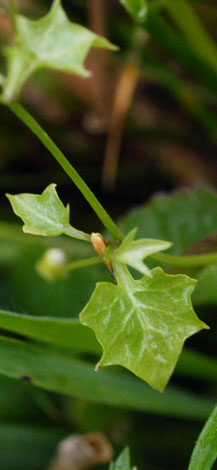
[49,433,113,470]
[91,233,106,256]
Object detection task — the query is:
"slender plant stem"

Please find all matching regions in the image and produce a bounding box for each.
[151,251,217,267]
[63,226,91,243]
[66,256,101,272]
[8,0,17,36]
[7,102,123,241]
[113,261,133,288]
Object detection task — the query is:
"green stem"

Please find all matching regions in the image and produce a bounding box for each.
[63,226,91,243]
[8,0,17,37]
[113,261,133,288]
[7,102,124,242]
[151,251,217,267]
[66,256,101,272]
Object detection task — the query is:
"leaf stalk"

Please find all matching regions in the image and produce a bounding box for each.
[66,256,101,272]
[113,261,133,288]
[151,251,217,267]
[64,226,91,242]
[7,102,124,242]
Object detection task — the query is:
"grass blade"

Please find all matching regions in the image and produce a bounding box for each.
[0,309,100,354]
[188,405,217,470]
[0,335,214,419]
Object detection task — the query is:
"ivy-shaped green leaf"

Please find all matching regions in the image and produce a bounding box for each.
[6,184,90,241]
[80,263,207,391]
[2,0,117,102]
[112,228,172,276]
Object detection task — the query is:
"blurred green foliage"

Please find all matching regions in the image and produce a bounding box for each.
[2,1,217,469]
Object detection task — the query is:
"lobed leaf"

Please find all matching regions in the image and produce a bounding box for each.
[6,184,90,241]
[112,228,172,276]
[2,0,117,101]
[80,264,207,391]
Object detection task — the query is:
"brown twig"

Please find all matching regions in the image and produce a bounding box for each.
[102,63,140,191]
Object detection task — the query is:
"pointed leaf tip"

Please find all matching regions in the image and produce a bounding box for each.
[109,448,132,470]
[112,228,172,276]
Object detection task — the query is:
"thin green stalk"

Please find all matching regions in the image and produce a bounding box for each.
[113,261,133,288]
[66,256,101,272]
[63,226,91,243]
[151,251,217,268]
[8,0,17,37]
[7,102,123,241]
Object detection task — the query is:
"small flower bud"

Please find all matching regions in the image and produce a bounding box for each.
[36,248,67,282]
[91,233,107,256]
